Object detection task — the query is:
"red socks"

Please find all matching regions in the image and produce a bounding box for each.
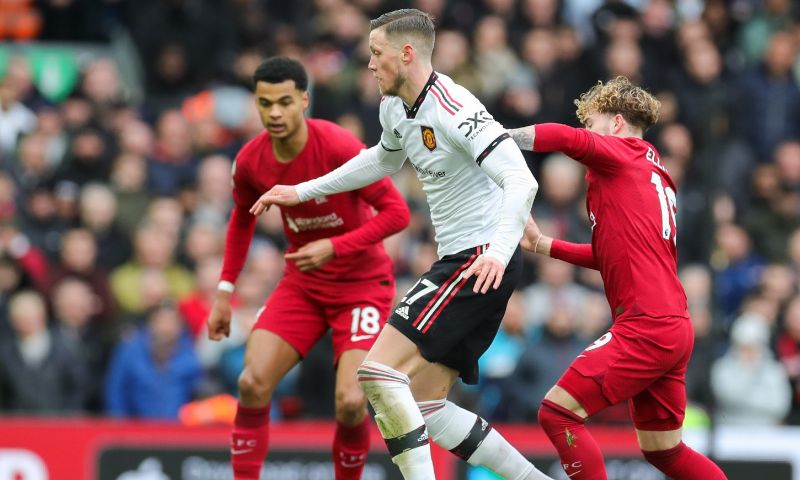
[538,399,607,480]
[231,404,270,480]
[333,418,371,480]
[643,442,727,479]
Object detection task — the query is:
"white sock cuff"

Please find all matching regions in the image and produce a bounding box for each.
[417,399,477,450]
[357,361,410,385]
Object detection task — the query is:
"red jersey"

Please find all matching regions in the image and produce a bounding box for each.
[220,119,409,284]
[534,123,688,321]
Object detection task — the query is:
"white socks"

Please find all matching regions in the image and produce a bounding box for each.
[418,399,553,480]
[357,361,435,479]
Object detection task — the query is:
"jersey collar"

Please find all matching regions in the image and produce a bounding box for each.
[404,71,438,119]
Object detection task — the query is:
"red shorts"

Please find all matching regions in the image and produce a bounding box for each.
[557,315,694,431]
[253,275,395,361]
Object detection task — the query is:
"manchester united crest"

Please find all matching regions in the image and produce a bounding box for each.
[420,126,436,151]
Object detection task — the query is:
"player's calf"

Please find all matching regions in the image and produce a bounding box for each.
[642,442,727,480]
[537,399,607,480]
[333,383,371,480]
[357,360,435,479]
[231,404,270,480]
[418,399,553,480]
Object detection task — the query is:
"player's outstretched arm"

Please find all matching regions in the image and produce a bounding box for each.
[519,215,552,255]
[508,126,536,152]
[521,215,599,270]
[250,185,300,216]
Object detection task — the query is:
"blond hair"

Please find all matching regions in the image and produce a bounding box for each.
[574,76,660,132]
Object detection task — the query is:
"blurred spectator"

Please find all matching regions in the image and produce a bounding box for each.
[711,313,792,425]
[56,127,112,186]
[522,256,589,332]
[0,68,37,159]
[109,153,150,236]
[189,154,234,227]
[110,224,194,316]
[477,291,527,419]
[777,295,800,424]
[178,256,223,338]
[148,110,199,196]
[104,302,202,419]
[49,227,116,323]
[0,290,88,413]
[52,277,114,412]
[532,153,590,243]
[681,264,718,409]
[737,0,795,64]
[79,183,131,269]
[711,222,766,323]
[741,163,800,261]
[473,15,519,102]
[504,303,586,421]
[731,30,800,161]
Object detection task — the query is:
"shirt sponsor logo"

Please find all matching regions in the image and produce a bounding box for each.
[285,213,344,233]
[394,305,410,319]
[457,110,494,140]
[409,162,446,179]
[420,126,437,151]
[394,128,403,139]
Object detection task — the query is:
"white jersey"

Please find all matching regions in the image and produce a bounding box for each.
[379,72,521,257]
[297,71,536,266]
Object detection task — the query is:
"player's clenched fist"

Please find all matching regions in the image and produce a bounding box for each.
[207,294,233,340]
[250,185,300,216]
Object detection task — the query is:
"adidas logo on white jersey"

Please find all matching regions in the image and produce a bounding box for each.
[395,305,409,319]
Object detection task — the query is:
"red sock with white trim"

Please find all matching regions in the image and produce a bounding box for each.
[333,417,371,480]
[537,399,607,480]
[231,404,270,480]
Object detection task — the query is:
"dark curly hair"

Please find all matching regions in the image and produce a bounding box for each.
[253,57,308,91]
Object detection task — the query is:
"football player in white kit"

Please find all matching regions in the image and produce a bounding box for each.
[251,9,553,480]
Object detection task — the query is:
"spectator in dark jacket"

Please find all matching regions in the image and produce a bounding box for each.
[0,290,89,413]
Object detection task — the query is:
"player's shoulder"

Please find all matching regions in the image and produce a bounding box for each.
[307,118,365,152]
[308,118,354,138]
[235,130,270,168]
[379,95,403,119]
[431,73,484,114]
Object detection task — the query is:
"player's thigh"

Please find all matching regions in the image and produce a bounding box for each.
[410,362,459,401]
[336,349,369,403]
[543,384,590,418]
[365,323,430,377]
[254,277,328,358]
[241,329,302,395]
[325,282,394,363]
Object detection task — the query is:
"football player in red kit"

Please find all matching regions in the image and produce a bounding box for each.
[508,76,727,480]
[207,57,410,480]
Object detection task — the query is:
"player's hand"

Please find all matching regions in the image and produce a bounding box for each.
[519,215,544,252]
[250,185,300,216]
[207,293,233,341]
[464,254,505,294]
[285,238,335,272]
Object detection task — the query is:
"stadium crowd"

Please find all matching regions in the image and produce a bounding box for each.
[1,0,799,429]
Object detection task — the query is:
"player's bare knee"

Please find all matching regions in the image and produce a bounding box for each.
[335,392,368,425]
[237,368,274,402]
[637,429,681,452]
